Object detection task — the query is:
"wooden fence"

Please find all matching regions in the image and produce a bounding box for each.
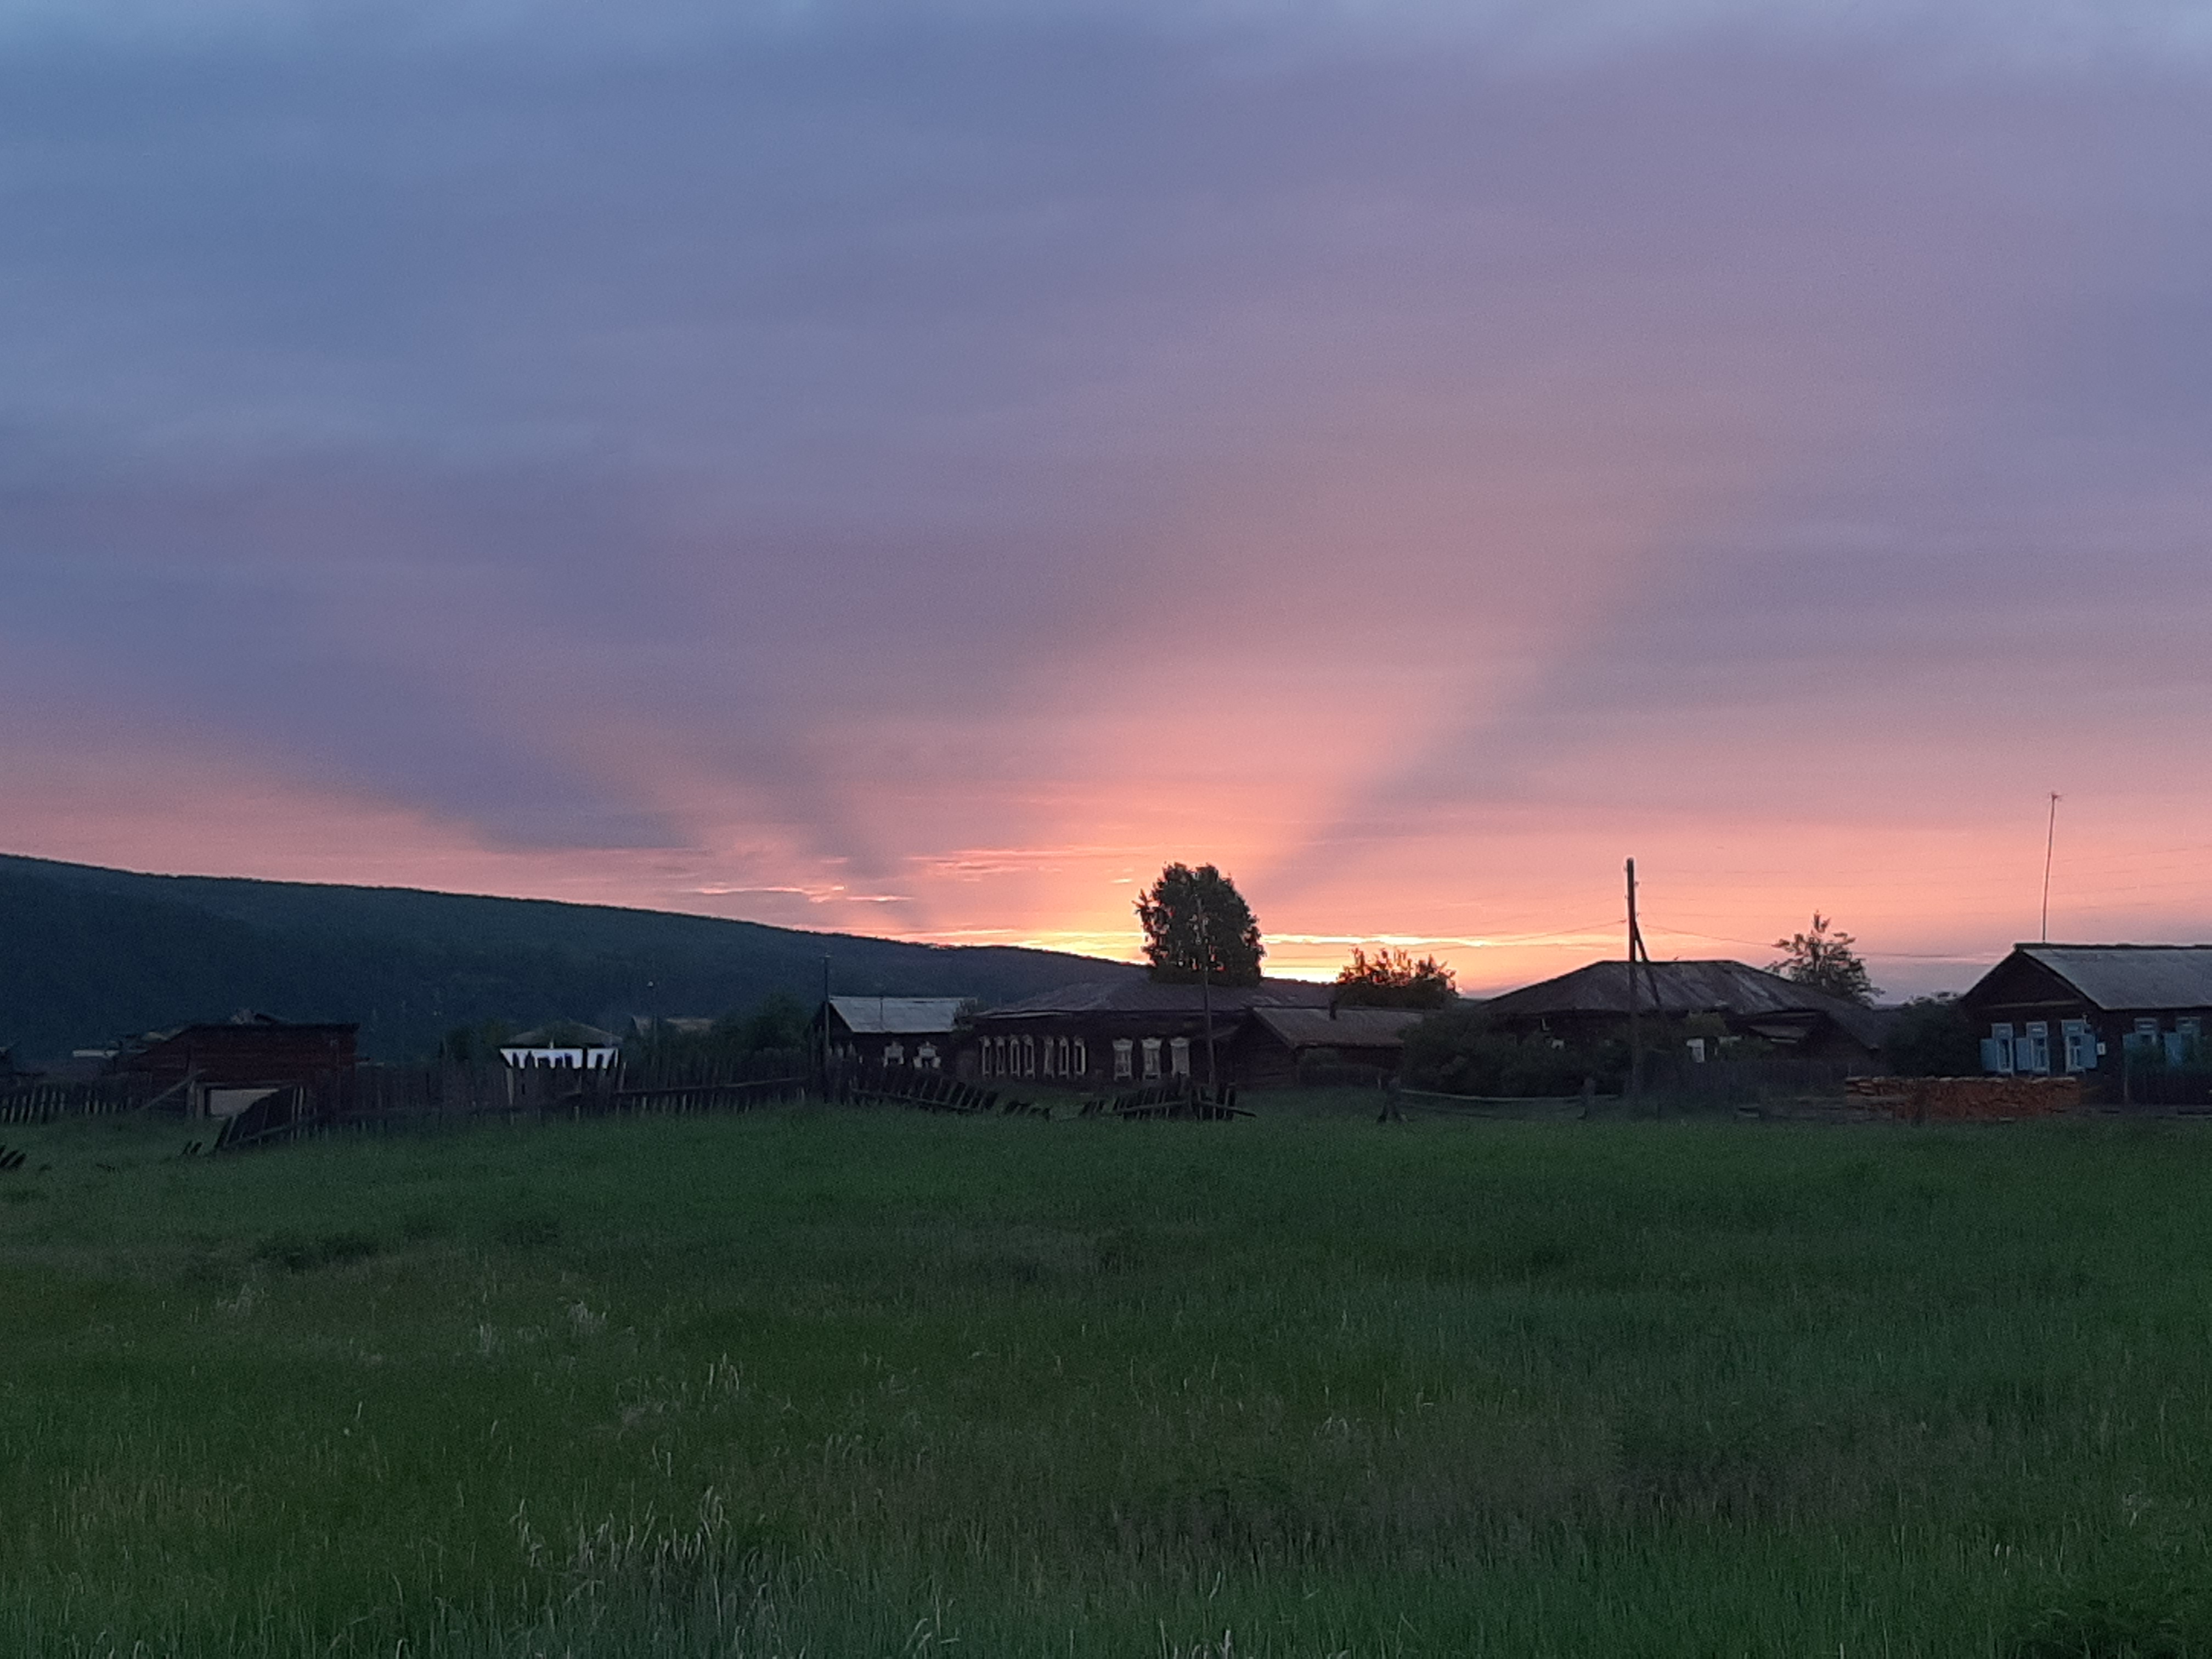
[826,1062,1042,1117]
[0,1075,167,1125]
[1080,1079,1250,1121]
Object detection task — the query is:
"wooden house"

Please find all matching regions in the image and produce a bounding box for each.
[1957,944,2212,1076]
[820,996,967,1071]
[499,1024,622,1070]
[962,978,1336,1088]
[1479,959,1889,1063]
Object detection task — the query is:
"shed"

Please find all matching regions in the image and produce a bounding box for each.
[1234,1005,1428,1086]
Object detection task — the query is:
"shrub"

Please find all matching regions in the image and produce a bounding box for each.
[1400,1007,1597,1097]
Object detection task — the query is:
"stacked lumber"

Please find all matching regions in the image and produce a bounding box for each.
[1845,1075,2082,1120]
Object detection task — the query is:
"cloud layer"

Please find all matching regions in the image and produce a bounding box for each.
[4,0,2209,994]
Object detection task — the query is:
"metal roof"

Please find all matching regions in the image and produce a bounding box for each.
[974,977,1336,1019]
[2014,945,2212,1011]
[827,996,968,1034]
[1249,1006,1426,1049]
[1482,959,1888,1048]
[508,1023,620,1048]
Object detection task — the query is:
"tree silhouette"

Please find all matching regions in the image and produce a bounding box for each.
[1136,863,1263,986]
[1333,946,1456,1008]
[1769,913,1878,1005]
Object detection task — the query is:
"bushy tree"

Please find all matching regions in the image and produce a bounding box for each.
[1136,863,1263,985]
[1883,995,1979,1077]
[1334,946,1457,1008]
[438,1018,512,1069]
[1770,913,1878,1005]
[717,990,808,1054]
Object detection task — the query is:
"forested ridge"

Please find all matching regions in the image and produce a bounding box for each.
[0,854,1137,1063]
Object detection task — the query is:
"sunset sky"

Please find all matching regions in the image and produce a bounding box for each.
[4,1,2210,997]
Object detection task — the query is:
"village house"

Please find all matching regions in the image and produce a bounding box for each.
[499,1024,622,1069]
[819,996,966,1071]
[1479,959,1890,1063]
[1957,944,2212,1076]
[962,978,1336,1088]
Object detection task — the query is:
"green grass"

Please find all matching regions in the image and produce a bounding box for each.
[3,1097,2212,1656]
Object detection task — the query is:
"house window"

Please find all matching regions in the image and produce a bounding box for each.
[1112,1039,1133,1080]
[1020,1036,1036,1077]
[1982,1022,2014,1075]
[1141,1038,1161,1080]
[916,1043,939,1071]
[2017,1022,2051,1076]
[883,1041,904,1068]
[2062,1020,2095,1074]
[1686,1037,1708,1064]
[1169,1036,1190,1077]
[1073,1038,1087,1076]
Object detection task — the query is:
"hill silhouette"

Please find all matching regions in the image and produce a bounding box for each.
[0,854,1140,1064]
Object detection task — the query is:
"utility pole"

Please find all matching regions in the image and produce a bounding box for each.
[1195,900,1217,1094]
[2041,792,2062,944]
[1626,859,1643,1106]
[819,955,832,1098]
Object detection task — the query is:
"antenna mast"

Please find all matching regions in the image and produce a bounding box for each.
[2040,793,2061,944]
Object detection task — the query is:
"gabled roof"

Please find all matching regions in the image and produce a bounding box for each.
[827,996,967,1034]
[507,1023,620,1048]
[1249,1006,1426,1051]
[2008,945,2212,1012]
[1483,959,1888,1049]
[975,977,1335,1019]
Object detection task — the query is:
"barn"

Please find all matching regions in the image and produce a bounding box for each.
[120,1012,358,1120]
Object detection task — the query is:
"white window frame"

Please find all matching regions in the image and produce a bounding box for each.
[2062,1019,2094,1073]
[1112,1039,1133,1080]
[1987,1022,2015,1075]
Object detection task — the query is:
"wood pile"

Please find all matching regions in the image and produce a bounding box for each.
[1845,1075,2083,1120]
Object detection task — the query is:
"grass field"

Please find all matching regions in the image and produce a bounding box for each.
[4,1096,2211,1657]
